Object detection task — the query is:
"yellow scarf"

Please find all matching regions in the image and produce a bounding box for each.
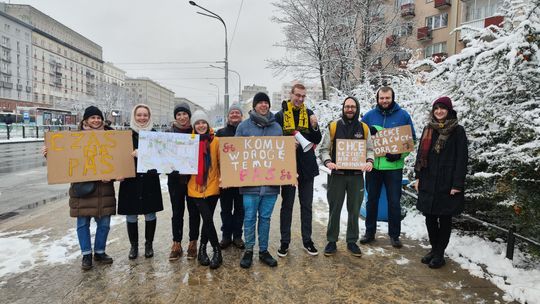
[283,101,309,134]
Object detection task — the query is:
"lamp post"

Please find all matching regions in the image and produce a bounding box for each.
[210,64,241,104]
[209,82,220,106]
[189,1,229,121]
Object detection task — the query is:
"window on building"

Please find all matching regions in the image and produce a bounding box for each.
[4,24,10,32]
[424,42,447,57]
[394,22,414,37]
[426,13,448,29]
[462,0,503,22]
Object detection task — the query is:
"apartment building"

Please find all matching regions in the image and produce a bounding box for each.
[241,84,268,103]
[278,81,324,105]
[0,10,32,109]
[125,77,175,126]
[104,62,126,86]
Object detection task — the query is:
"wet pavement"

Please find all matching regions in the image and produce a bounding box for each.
[0,191,514,304]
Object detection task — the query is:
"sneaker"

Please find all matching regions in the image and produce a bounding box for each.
[187,240,197,259]
[277,242,289,257]
[324,242,337,256]
[421,251,436,264]
[240,250,253,269]
[220,238,232,249]
[347,242,362,257]
[93,252,113,264]
[359,234,375,244]
[428,256,446,269]
[168,241,182,261]
[232,238,246,249]
[303,241,319,256]
[390,237,403,248]
[81,254,92,270]
[259,251,278,267]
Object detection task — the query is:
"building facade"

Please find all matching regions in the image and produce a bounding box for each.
[103,62,126,86]
[241,84,268,103]
[125,77,175,126]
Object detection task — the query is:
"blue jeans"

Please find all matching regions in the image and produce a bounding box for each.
[243,194,277,252]
[126,213,156,223]
[76,216,111,255]
[365,169,403,239]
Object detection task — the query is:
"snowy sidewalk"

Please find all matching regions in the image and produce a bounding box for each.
[0,176,520,303]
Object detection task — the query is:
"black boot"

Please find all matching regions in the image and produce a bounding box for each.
[127,222,138,260]
[81,254,93,270]
[240,250,253,268]
[209,246,223,269]
[198,243,210,266]
[144,219,157,258]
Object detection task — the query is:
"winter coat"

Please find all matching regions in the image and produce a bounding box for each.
[415,125,468,216]
[118,129,164,215]
[216,123,238,138]
[274,105,322,180]
[235,112,282,196]
[361,102,416,170]
[187,132,220,198]
[166,123,193,185]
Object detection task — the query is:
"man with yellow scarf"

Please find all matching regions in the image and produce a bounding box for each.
[274,83,322,257]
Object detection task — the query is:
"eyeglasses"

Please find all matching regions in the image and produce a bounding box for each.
[294,93,306,99]
[344,105,357,109]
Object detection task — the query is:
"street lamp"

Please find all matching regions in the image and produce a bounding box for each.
[189,1,229,121]
[209,82,220,106]
[210,64,241,104]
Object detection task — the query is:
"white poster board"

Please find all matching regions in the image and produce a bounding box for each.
[137,131,199,174]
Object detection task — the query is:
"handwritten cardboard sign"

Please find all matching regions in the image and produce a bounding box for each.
[219,136,297,187]
[335,139,367,170]
[137,131,199,174]
[45,130,135,184]
[372,125,414,157]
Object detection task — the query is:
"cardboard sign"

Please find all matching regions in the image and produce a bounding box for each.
[45,130,135,184]
[335,139,367,170]
[219,136,297,187]
[137,131,199,174]
[372,125,414,157]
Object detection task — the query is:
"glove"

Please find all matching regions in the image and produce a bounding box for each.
[146,169,158,175]
[385,153,401,162]
[369,126,378,136]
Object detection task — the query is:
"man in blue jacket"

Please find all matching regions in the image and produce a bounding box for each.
[360,86,416,248]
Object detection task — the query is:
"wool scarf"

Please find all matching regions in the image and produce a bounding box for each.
[196,133,213,190]
[283,101,308,134]
[415,117,459,171]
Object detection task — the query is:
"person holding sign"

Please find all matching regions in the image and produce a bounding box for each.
[216,104,245,250]
[274,83,322,257]
[42,106,118,270]
[166,102,200,261]
[118,104,163,260]
[235,92,283,268]
[319,96,374,256]
[360,86,416,248]
[413,97,468,269]
[187,110,223,269]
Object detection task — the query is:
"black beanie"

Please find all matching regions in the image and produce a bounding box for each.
[83,106,104,121]
[252,92,270,108]
[174,102,192,118]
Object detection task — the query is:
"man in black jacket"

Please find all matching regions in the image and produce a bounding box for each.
[274,83,322,257]
[216,104,245,250]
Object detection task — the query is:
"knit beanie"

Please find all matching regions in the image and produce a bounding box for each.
[191,110,210,129]
[174,102,192,118]
[432,96,453,111]
[228,103,243,116]
[252,92,271,108]
[83,106,104,121]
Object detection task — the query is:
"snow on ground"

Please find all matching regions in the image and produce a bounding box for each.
[0,215,124,284]
[312,173,540,304]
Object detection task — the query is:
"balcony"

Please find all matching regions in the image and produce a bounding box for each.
[26,86,31,93]
[400,3,415,18]
[16,84,23,91]
[386,35,398,47]
[460,16,504,41]
[485,15,504,27]
[417,27,433,41]
[434,0,451,9]
[432,52,448,63]
[3,82,13,89]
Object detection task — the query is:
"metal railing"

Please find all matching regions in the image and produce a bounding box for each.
[402,186,540,260]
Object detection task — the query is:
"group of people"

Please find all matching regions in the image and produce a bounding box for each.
[43,83,468,272]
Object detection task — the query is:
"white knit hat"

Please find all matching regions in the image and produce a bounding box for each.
[191,110,210,128]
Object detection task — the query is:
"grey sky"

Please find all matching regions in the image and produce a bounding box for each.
[15,0,288,109]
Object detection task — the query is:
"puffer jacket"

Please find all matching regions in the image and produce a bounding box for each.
[69,181,116,217]
[187,131,220,198]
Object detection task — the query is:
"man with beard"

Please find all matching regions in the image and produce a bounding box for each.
[319,96,374,256]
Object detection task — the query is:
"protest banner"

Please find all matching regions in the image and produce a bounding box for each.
[220,136,297,187]
[335,139,367,170]
[45,130,134,184]
[372,125,415,157]
[137,131,199,174]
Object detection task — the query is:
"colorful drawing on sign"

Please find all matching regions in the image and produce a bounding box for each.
[137,131,199,174]
[45,130,135,184]
[219,136,297,187]
[372,125,415,157]
[335,139,367,170]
